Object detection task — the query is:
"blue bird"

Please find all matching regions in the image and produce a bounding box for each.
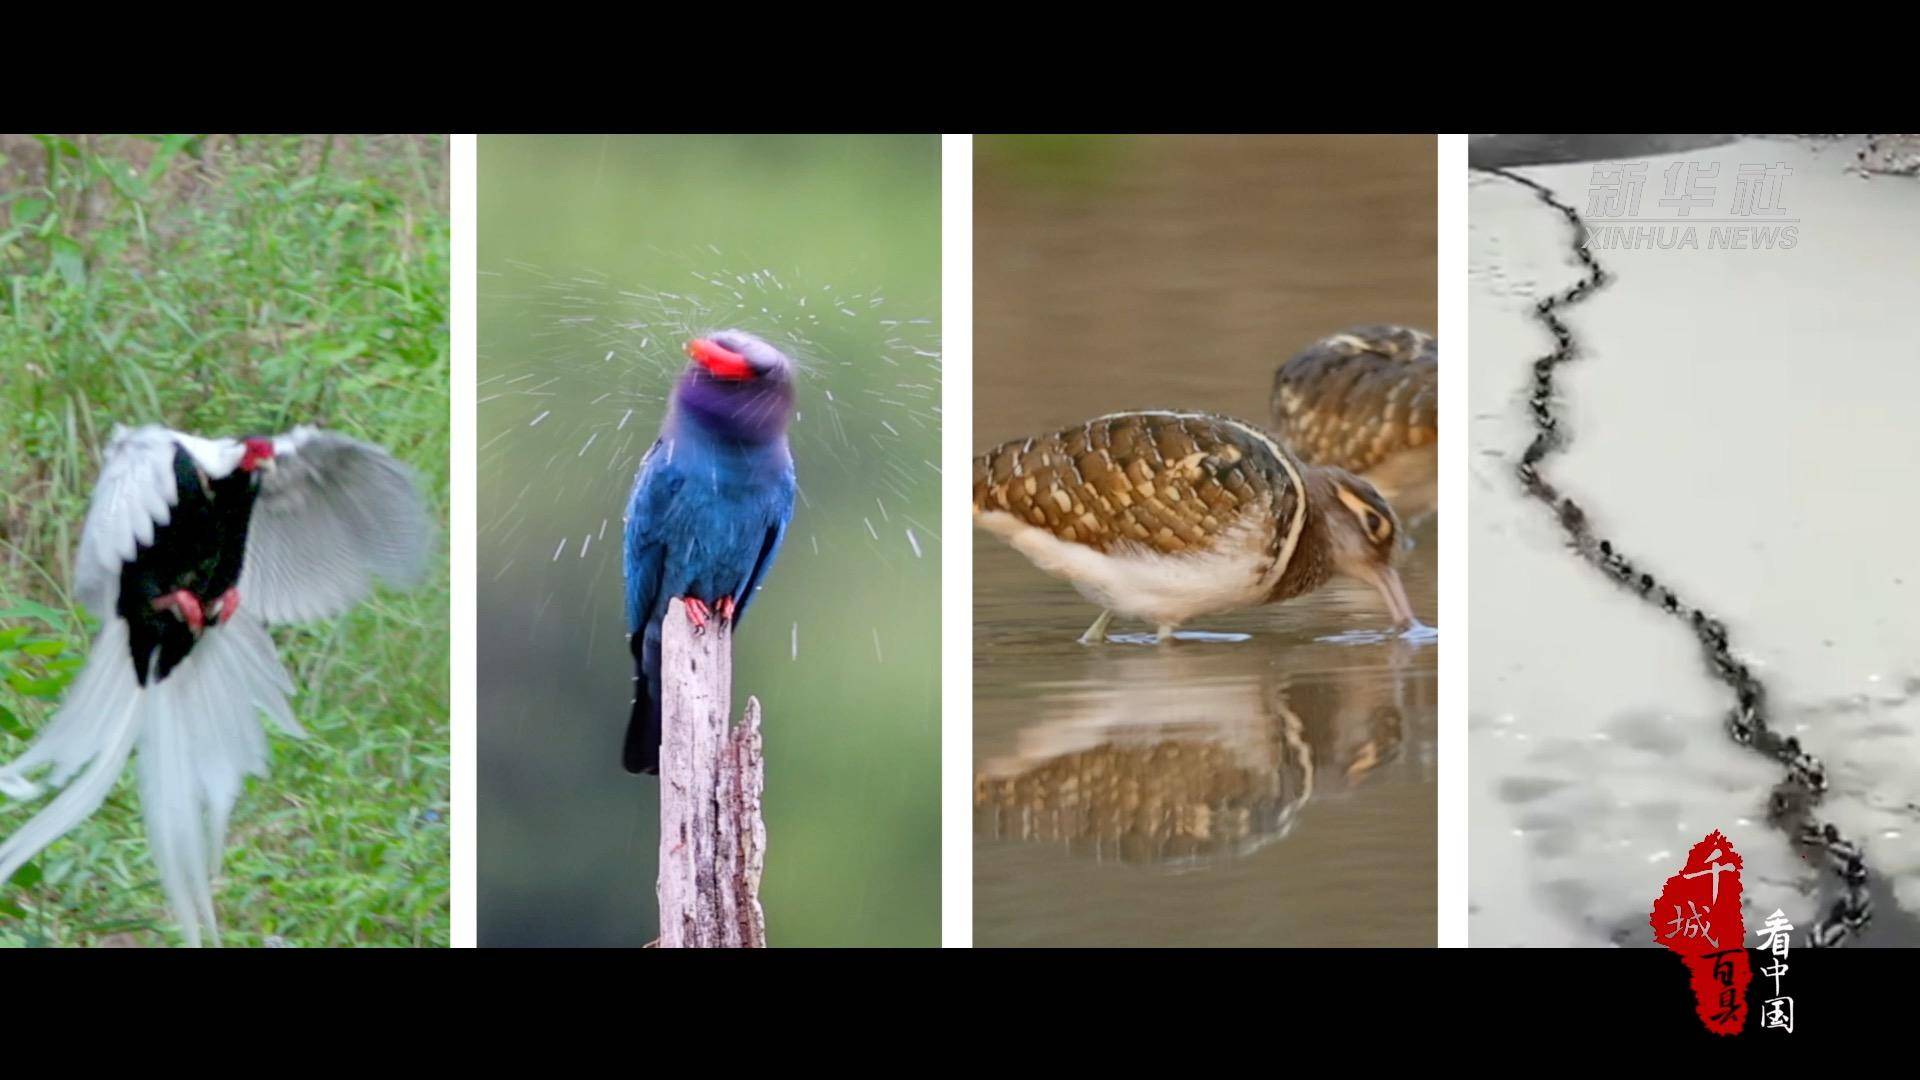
[623,331,797,774]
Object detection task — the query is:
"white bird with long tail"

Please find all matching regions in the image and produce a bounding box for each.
[0,424,431,946]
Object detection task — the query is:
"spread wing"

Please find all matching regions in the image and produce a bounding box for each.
[72,425,185,615]
[238,426,432,625]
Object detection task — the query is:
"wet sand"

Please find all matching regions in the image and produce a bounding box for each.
[1470,136,1920,945]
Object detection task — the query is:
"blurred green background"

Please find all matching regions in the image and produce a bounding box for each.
[478,135,940,946]
[0,134,449,946]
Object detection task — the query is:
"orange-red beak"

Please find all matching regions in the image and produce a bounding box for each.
[687,337,753,381]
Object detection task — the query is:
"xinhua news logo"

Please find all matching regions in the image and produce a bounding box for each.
[1585,162,1798,251]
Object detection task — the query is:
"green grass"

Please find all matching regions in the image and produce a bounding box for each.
[0,134,448,947]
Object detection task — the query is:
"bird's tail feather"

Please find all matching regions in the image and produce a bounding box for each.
[0,616,300,947]
[140,672,219,944]
[135,614,299,947]
[623,621,661,774]
[623,673,661,775]
[0,621,145,896]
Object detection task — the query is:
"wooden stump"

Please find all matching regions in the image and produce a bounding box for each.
[655,599,768,948]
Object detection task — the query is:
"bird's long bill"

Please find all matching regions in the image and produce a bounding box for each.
[1359,563,1419,629]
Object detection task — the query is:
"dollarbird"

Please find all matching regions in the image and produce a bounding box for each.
[0,424,431,946]
[623,331,797,774]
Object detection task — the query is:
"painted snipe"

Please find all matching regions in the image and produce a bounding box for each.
[1270,325,1437,522]
[973,411,1417,643]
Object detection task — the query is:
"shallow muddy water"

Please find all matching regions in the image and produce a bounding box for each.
[973,135,1437,946]
[974,527,1437,946]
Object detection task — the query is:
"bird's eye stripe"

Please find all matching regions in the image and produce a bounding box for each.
[1364,510,1390,540]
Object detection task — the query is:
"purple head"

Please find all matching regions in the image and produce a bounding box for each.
[671,330,797,444]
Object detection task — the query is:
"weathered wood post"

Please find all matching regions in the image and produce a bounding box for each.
[655,598,768,948]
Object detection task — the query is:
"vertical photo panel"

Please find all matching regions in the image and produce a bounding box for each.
[475,134,942,947]
[971,134,1439,947]
[0,134,450,947]
[1469,134,1920,963]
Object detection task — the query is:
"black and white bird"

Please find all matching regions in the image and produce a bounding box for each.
[0,424,430,946]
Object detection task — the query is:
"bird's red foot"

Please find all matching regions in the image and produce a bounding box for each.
[208,586,241,626]
[682,597,712,633]
[152,589,205,634]
[716,595,737,623]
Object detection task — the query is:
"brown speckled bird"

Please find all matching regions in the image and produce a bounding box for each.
[973,411,1415,643]
[1270,325,1437,521]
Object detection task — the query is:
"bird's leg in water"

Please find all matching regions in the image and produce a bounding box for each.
[1155,623,1176,645]
[682,597,712,633]
[152,589,205,635]
[208,586,242,626]
[716,595,737,624]
[1078,609,1113,645]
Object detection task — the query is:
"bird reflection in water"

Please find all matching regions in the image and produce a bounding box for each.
[974,644,1429,864]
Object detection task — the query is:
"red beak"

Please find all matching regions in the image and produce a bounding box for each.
[687,338,753,381]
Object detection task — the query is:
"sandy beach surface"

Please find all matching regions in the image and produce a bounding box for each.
[1470,136,1920,946]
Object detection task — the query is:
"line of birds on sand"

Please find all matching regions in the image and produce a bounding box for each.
[973,324,1437,644]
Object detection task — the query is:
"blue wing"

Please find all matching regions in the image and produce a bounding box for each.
[729,460,796,627]
[623,439,681,634]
